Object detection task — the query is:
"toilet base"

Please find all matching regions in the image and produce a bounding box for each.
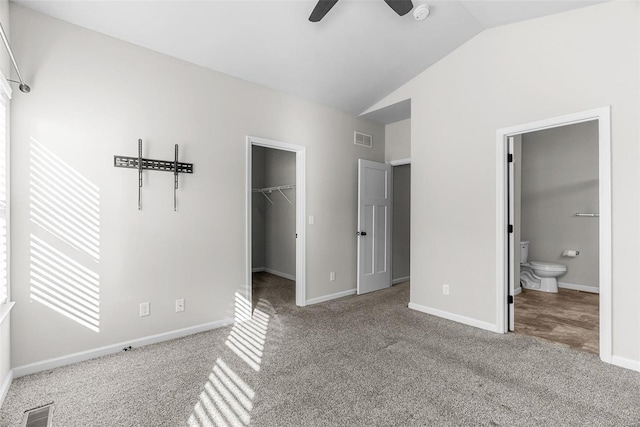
[520,270,559,293]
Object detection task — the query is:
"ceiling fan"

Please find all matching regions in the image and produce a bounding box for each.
[309,0,414,22]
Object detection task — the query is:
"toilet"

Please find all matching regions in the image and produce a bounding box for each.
[520,241,567,293]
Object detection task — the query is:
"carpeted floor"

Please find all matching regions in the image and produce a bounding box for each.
[2,273,640,426]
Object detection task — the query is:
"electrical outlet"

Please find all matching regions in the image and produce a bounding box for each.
[139,302,150,317]
[330,272,336,281]
[176,299,185,312]
[443,284,450,295]
[309,215,315,225]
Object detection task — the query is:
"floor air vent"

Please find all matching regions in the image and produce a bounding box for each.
[22,403,54,427]
[354,131,372,148]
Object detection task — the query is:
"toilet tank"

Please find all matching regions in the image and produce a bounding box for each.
[520,241,529,264]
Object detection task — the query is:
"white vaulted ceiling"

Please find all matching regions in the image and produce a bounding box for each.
[14,0,603,121]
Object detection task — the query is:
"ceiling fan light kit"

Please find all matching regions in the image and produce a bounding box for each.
[413,4,430,21]
[309,0,414,22]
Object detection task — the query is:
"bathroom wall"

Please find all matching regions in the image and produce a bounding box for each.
[392,164,410,282]
[521,121,599,290]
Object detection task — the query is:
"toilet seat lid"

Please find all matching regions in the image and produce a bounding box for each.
[529,261,566,271]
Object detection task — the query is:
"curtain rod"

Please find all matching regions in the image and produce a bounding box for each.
[0,21,30,93]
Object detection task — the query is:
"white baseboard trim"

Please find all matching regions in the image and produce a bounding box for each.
[408,302,501,333]
[13,318,234,378]
[611,355,640,372]
[263,268,295,281]
[306,288,356,305]
[558,282,599,294]
[514,286,522,296]
[0,369,13,409]
[392,276,410,285]
[253,267,295,281]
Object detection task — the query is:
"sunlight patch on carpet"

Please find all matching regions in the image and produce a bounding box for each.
[187,293,271,426]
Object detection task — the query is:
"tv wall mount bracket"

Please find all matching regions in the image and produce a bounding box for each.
[114,139,194,211]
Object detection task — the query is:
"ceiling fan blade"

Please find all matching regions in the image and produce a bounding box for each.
[384,0,414,16]
[309,0,339,22]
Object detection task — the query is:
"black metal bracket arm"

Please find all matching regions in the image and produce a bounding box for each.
[113,155,193,174]
[114,139,194,211]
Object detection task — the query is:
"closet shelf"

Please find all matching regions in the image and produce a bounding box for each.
[252,184,295,205]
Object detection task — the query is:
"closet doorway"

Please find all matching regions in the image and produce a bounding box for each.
[246,136,306,309]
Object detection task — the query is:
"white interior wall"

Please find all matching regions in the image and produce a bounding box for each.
[366,1,640,363]
[263,148,296,278]
[0,0,12,402]
[521,121,599,289]
[9,4,384,369]
[385,119,410,162]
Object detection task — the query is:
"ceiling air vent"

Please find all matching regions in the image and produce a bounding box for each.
[354,131,372,148]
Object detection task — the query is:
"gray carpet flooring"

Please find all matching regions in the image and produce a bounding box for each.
[2,273,640,426]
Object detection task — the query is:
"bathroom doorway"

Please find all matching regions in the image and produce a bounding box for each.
[497,107,612,362]
[513,121,600,353]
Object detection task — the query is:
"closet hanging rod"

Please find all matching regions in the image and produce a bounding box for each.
[252,184,296,193]
[0,21,30,93]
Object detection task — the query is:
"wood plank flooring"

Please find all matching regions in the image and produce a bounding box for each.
[514,288,599,354]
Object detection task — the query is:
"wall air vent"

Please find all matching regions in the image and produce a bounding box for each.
[354,131,372,148]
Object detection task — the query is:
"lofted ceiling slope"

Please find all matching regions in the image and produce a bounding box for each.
[13,1,603,122]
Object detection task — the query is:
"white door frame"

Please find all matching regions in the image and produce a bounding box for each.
[246,136,306,307]
[496,106,612,363]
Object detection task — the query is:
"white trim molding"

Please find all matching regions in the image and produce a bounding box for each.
[409,302,501,333]
[306,289,356,306]
[13,318,234,378]
[496,106,612,365]
[0,369,13,409]
[392,276,410,285]
[611,356,640,373]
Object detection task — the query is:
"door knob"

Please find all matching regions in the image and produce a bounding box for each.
[356,231,367,236]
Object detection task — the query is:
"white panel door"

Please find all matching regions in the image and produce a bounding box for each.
[357,159,392,295]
